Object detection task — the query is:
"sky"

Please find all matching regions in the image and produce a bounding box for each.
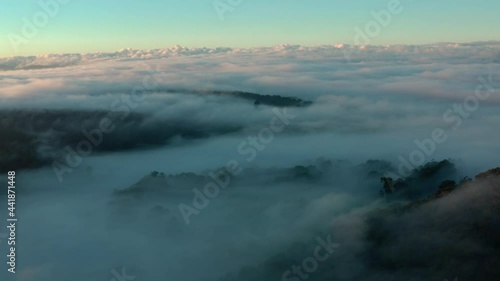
[1,0,499,57]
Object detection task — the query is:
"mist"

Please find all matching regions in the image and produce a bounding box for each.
[0,42,499,281]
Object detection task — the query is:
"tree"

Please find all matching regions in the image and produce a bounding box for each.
[380,177,394,195]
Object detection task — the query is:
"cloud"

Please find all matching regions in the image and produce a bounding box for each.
[0,42,499,281]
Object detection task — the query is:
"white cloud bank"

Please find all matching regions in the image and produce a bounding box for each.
[0,42,499,281]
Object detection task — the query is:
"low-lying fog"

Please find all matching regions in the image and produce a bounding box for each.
[0,43,499,281]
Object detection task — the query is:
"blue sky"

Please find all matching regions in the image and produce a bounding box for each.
[1,0,499,57]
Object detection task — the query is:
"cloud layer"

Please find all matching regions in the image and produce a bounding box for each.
[0,42,499,281]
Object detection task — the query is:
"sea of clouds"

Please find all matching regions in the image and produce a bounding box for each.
[0,42,499,281]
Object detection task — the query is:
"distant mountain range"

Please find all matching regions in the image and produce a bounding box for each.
[2,41,499,71]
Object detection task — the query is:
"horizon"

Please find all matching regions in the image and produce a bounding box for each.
[2,0,499,57]
[2,40,500,58]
